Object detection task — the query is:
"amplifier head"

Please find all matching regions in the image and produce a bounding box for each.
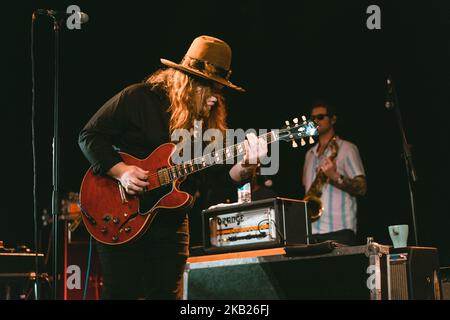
[202,197,311,253]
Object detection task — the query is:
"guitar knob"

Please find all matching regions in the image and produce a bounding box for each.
[309,136,315,144]
[112,217,120,224]
[293,118,298,124]
[100,227,108,234]
[124,227,132,233]
[292,140,298,148]
[103,215,111,222]
[112,235,119,242]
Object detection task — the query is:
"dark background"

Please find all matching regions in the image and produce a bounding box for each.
[1,1,449,265]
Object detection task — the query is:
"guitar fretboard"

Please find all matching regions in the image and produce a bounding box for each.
[156,131,276,185]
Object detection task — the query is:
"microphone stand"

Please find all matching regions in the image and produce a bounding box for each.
[35,8,88,300]
[50,14,62,300]
[386,77,419,246]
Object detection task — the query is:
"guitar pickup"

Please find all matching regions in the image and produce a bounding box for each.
[157,168,170,185]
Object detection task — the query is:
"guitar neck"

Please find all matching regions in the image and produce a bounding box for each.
[165,131,277,182]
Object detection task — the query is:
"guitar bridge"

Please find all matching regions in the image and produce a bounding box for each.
[118,182,128,204]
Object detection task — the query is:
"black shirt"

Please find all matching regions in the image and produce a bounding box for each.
[78,83,237,251]
[79,83,171,175]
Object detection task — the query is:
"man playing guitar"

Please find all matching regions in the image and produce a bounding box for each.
[78,36,266,299]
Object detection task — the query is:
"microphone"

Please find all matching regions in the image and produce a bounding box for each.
[385,76,394,110]
[34,8,89,24]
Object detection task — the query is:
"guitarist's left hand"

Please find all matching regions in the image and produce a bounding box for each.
[242,133,268,166]
[229,133,267,182]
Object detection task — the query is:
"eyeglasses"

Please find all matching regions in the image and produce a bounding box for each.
[310,114,329,121]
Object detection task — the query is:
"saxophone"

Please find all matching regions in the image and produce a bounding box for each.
[304,136,339,222]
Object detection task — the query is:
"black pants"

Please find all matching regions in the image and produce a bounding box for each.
[95,213,189,300]
[311,229,357,246]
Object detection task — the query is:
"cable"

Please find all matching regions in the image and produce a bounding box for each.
[44,228,52,266]
[257,219,269,234]
[31,11,40,301]
[258,218,284,241]
[83,236,93,300]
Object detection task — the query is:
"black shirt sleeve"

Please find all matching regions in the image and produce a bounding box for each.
[78,83,168,175]
[78,89,129,175]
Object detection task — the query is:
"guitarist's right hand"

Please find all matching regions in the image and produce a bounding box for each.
[108,162,150,195]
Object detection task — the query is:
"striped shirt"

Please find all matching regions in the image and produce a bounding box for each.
[303,137,365,234]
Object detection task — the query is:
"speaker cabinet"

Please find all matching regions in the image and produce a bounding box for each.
[184,245,441,300]
[441,268,450,300]
[62,223,102,300]
[387,247,441,300]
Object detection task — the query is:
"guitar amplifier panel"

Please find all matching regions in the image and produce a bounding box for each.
[208,206,276,248]
[202,197,311,253]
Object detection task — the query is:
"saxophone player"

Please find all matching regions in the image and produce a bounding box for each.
[302,101,367,245]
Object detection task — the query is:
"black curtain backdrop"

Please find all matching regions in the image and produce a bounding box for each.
[1,1,449,265]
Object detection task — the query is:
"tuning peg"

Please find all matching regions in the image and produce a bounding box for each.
[293,118,298,124]
[301,138,306,146]
[309,136,315,144]
[292,140,298,148]
[285,120,290,127]
[302,115,307,122]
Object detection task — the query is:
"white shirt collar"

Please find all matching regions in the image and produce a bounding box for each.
[311,136,340,157]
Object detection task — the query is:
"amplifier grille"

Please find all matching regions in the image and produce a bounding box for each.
[390,262,408,299]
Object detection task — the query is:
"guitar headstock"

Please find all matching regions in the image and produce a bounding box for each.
[277,116,319,148]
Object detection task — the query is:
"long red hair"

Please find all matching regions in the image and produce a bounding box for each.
[146,68,227,136]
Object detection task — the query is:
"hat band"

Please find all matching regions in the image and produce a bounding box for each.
[181,56,232,81]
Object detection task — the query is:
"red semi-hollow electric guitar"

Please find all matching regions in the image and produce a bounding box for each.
[79,118,318,245]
